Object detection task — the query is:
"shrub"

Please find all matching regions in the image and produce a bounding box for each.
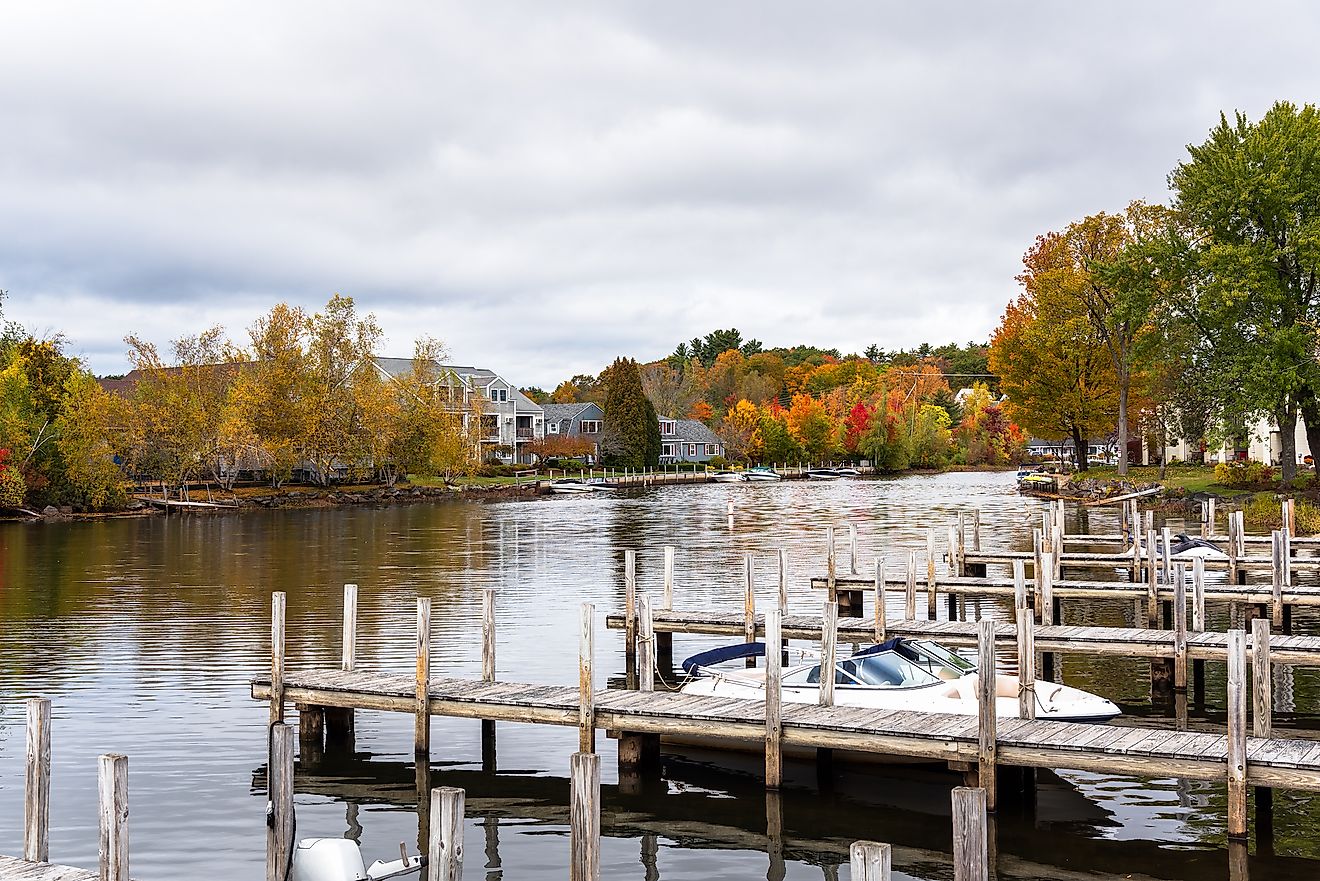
[0,463,25,508]
[707,455,730,469]
[1214,460,1275,488]
[1239,494,1320,534]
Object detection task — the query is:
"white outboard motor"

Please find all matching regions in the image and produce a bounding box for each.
[291,838,422,881]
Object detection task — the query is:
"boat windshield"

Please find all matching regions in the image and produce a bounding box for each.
[805,651,941,687]
[902,640,977,679]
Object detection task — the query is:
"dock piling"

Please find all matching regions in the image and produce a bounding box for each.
[744,555,757,664]
[1173,564,1187,691]
[1252,618,1272,738]
[874,558,886,643]
[1012,560,1026,617]
[849,523,859,575]
[638,595,655,691]
[482,588,496,683]
[663,546,675,610]
[1016,608,1035,721]
[570,752,601,881]
[579,603,595,754]
[1038,554,1054,626]
[625,549,637,686]
[926,529,937,619]
[952,787,988,881]
[849,841,891,880]
[428,787,465,881]
[826,526,837,604]
[819,602,838,707]
[98,754,130,881]
[266,725,292,881]
[905,551,918,620]
[415,597,432,755]
[1227,629,1248,840]
[976,618,997,810]
[325,585,357,747]
[765,608,783,789]
[24,697,50,863]
[270,592,286,725]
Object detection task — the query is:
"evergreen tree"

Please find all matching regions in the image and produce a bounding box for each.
[599,357,660,467]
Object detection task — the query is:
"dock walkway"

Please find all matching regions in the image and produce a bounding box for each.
[250,669,1320,791]
[0,858,107,881]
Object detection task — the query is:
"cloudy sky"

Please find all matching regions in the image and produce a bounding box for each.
[1,2,1316,387]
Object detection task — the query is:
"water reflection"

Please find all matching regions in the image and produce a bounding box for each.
[0,471,1317,879]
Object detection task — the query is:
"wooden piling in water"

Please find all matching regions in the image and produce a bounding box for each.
[325,584,358,746]
[624,549,637,681]
[949,522,961,578]
[744,555,757,665]
[482,588,496,683]
[952,787,988,881]
[570,752,601,881]
[874,558,886,643]
[819,602,838,707]
[25,697,50,863]
[1173,564,1187,691]
[428,787,465,881]
[976,618,997,810]
[663,546,675,610]
[849,841,891,880]
[926,529,938,619]
[638,596,655,691]
[1284,498,1295,537]
[579,603,595,754]
[1252,618,1272,738]
[1038,554,1054,626]
[416,597,432,755]
[270,592,286,725]
[777,548,788,614]
[765,608,783,790]
[1145,529,1159,627]
[905,551,918,620]
[849,523,859,574]
[1272,530,1285,629]
[97,753,129,881]
[1012,560,1026,618]
[973,509,981,551]
[826,526,837,604]
[266,725,292,881]
[1016,608,1035,721]
[1227,629,1248,840]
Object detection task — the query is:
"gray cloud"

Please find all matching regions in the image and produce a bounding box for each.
[2,1,1317,386]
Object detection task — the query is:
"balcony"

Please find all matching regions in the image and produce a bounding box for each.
[516,429,535,440]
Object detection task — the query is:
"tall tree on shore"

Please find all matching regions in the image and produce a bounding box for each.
[989,284,1120,470]
[599,357,660,467]
[1170,102,1320,482]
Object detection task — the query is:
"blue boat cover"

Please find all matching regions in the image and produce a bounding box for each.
[681,642,767,674]
[853,637,904,657]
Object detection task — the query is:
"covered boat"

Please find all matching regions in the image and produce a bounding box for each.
[547,478,615,495]
[1133,532,1227,560]
[680,637,1120,723]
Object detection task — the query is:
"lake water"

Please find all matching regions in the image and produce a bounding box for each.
[0,470,1317,879]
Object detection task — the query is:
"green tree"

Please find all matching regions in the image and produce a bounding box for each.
[1171,102,1320,481]
[599,357,660,467]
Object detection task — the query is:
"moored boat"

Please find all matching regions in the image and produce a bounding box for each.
[804,469,842,480]
[743,467,783,481]
[710,471,748,483]
[547,478,615,495]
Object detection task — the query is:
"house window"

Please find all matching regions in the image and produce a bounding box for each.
[548,422,559,434]
[660,420,675,435]
[705,444,716,455]
[688,444,697,457]
[581,420,601,433]
[488,387,507,402]
[661,443,675,457]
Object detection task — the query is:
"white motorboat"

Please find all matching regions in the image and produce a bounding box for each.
[710,471,749,483]
[743,467,783,481]
[1131,533,1228,561]
[292,839,420,880]
[832,467,861,477]
[804,469,842,480]
[680,637,1120,723]
[547,478,614,495]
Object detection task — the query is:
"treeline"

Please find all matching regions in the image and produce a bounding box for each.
[988,101,1320,480]
[543,334,1018,470]
[0,294,484,510]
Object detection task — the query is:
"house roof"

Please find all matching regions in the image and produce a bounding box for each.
[542,403,596,423]
[671,419,720,445]
[370,357,542,413]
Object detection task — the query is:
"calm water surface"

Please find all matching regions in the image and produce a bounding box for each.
[1,471,1318,879]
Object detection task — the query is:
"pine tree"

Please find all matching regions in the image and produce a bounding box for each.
[599,357,660,467]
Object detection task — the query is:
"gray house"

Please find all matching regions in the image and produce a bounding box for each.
[661,418,723,464]
[543,402,605,462]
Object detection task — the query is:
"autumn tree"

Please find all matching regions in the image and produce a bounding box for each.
[989,286,1120,470]
[785,394,838,461]
[599,357,660,467]
[230,303,312,486]
[55,371,128,508]
[718,399,762,462]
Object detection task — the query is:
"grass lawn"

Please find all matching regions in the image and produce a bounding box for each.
[1080,464,1250,496]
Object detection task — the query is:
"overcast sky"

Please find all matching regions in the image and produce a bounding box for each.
[1,2,1316,387]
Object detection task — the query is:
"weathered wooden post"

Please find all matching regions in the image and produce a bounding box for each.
[948,522,962,579]
[849,523,859,574]
[1160,527,1173,610]
[428,787,465,881]
[1038,553,1054,626]
[579,603,595,753]
[826,525,837,605]
[926,529,938,619]
[482,588,497,683]
[1284,497,1295,536]
[98,753,130,881]
[1016,608,1035,720]
[819,602,838,707]
[1145,529,1160,627]
[1226,629,1248,840]
[1252,618,1272,738]
[325,584,358,746]
[874,557,886,643]
[415,597,432,755]
[765,608,783,789]
[952,787,988,881]
[1227,512,1240,585]
[777,548,789,614]
[849,841,892,880]
[1192,558,1206,699]
[638,595,655,691]
[1012,560,1027,618]
[25,697,50,863]
[266,726,292,881]
[973,508,981,550]
[905,551,918,621]
[663,546,675,610]
[1032,528,1044,595]
[744,555,757,665]
[624,549,637,684]
[976,618,997,809]
[270,592,286,725]
[1051,525,1064,580]
[570,752,601,881]
[1271,530,1285,629]
[1173,564,1187,691]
